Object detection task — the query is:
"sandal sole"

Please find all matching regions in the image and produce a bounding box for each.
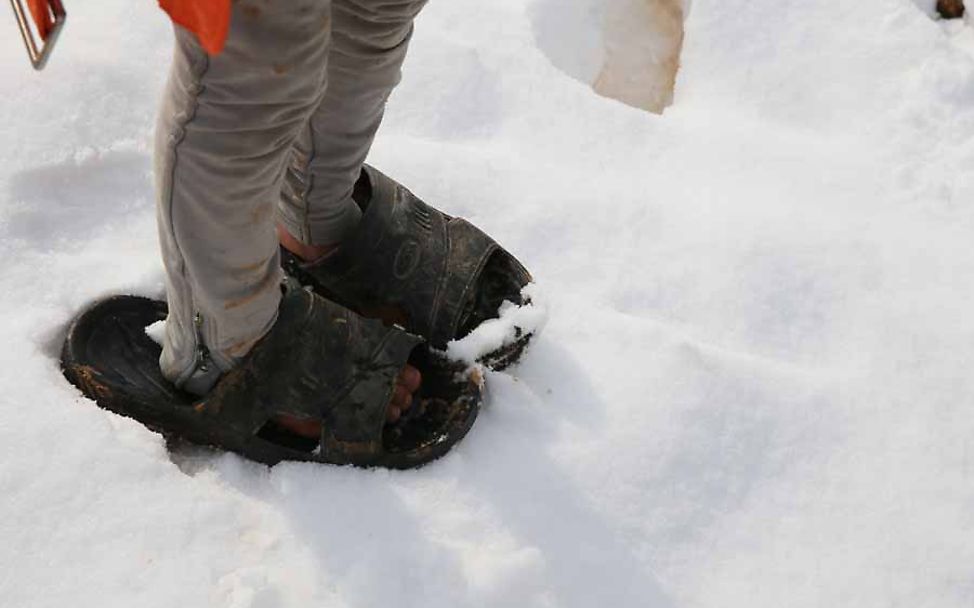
[60,295,481,469]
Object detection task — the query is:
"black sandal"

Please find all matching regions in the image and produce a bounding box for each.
[282,164,536,371]
[60,287,482,469]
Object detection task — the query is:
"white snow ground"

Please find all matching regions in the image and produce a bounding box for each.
[2,0,974,606]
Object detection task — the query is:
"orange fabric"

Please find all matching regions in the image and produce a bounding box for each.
[27,0,53,40]
[158,0,231,55]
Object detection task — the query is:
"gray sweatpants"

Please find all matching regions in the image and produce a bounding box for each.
[155,0,426,392]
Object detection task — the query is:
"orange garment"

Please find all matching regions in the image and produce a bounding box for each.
[27,0,53,40]
[158,0,231,55]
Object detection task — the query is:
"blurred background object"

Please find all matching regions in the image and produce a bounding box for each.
[594,0,685,114]
[937,0,965,19]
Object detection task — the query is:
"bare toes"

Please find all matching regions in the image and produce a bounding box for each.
[386,405,402,423]
[398,365,421,392]
[393,384,412,410]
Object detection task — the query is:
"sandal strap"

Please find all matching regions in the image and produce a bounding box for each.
[429,218,498,346]
[200,288,422,464]
[300,165,520,348]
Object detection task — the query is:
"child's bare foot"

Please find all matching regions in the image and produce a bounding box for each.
[275,223,423,438]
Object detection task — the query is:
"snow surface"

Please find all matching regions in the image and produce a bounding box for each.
[2,0,974,606]
[446,284,548,365]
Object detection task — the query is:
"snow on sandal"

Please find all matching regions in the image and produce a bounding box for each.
[60,287,483,469]
[281,164,537,371]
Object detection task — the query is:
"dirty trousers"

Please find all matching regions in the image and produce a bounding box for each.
[155,0,426,392]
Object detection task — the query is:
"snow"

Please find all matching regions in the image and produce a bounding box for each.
[446,284,548,365]
[145,319,166,346]
[2,0,974,606]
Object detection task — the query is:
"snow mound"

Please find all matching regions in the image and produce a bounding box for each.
[145,319,166,346]
[446,284,548,365]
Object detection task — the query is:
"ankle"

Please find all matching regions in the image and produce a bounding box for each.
[277,224,339,263]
